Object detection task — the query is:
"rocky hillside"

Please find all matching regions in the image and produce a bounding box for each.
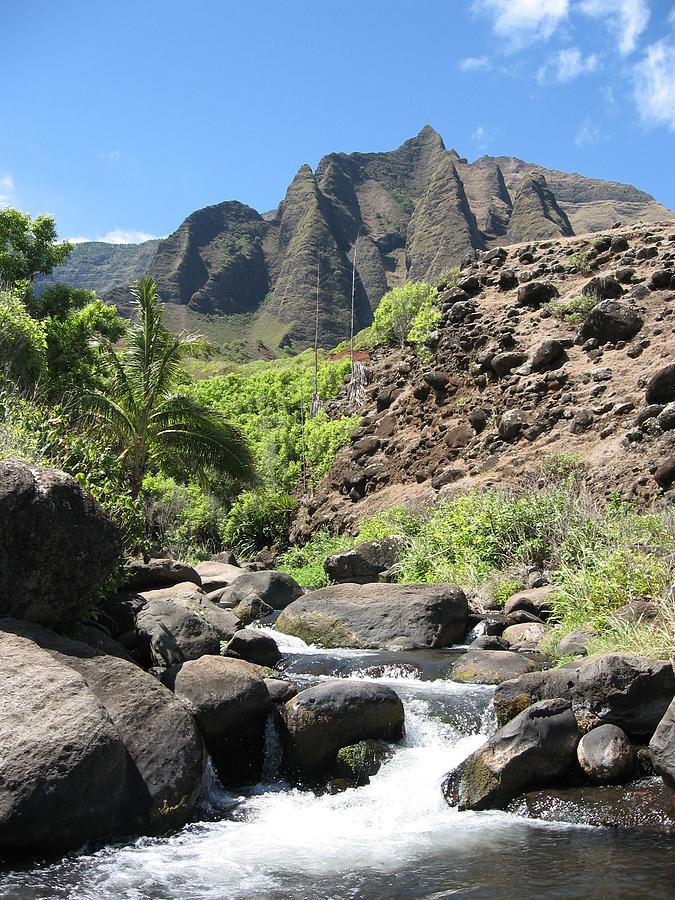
[292,220,675,540]
[43,127,673,353]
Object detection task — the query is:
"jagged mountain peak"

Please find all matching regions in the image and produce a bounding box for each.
[43,128,674,357]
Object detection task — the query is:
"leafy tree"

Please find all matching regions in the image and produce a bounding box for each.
[28,285,126,393]
[0,209,72,285]
[371,282,438,348]
[81,275,255,498]
[0,290,47,387]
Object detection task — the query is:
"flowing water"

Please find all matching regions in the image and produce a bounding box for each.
[2,631,674,899]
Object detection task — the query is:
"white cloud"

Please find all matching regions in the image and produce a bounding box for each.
[634,38,675,129]
[575,118,605,145]
[66,229,160,245]
[97,150,121,160]
[474,0,569,49]
[538,47,599,83]
[472,125,491,152]
[459,55,490,71]
[0,173,16,206]
[580,0,650,56]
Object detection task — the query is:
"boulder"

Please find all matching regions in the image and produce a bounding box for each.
[503,586,556,620]
[451,649,539,684]
[583,275,623,300]
[493,652,675,737]
[276,582,468,649]
[577,300,643,344]
[332,740,392,787]
[174,655,271,785]
[645,362,675,405]
[444,698,580,810]
[470,635,510,651]
[0,622,205,856]
[577,724,634,782]
[655,455,675,489]
[231,595,274,625]
[491,351,528,377]
[265,678,298,704]
[558,628,596,657]
[217,570,303,611]
[195,561,245,592]
[0,460,120,626]
[497,409,528,441]
[281,680,404,777]
[530,339,565,371]
[516,281,558,307]
[510,778,675,833]
[225,628,282,667]
[501,622,547,647]
[324,537,405,584]
[124,558,201,591]
[650,697,675,791]
[135,599,223,666]
[141,583,240,639]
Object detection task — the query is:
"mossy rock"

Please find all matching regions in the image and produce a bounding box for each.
[331,739,393,788]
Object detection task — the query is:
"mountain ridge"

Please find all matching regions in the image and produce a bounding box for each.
[42,126,675,356]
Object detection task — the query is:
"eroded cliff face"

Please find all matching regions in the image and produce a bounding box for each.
[44,127,674,352]
[291,220,675,541]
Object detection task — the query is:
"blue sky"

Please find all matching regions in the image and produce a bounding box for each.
[1,0,674,243]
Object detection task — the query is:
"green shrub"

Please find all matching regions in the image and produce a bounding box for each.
[278,530,352,589]
[407,298,441,363]
[357,505,422,542]
[397,490,572,587]
[0,290,47,388]
[142,473,226,560]
[435,267,461,291]
[566,251,593,275]
[221,489,297,556]
[370,282,438,348]
[305,411,360,484]
[540,452,586,483]
[549,294,597,325]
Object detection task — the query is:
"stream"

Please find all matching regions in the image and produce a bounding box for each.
[2,630,674,899]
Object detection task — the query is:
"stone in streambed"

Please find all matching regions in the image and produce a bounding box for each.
[276,582,468,649]
[173,655,271,785]
[493,653,675,738]
[451,649,540,685]
[510,778,675,833]
[225,628,282,667]
[650,697,675,791]
[281,680,404,777]
[577,724,635,782]
[217,570,303,611]
[324,537,405,584]
[443,698,580,811]
[125,558,201,591]
[0,621,205,856]
[0,460,120,627]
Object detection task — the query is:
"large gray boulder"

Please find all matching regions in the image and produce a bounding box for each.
[135,598,223,666]
[0,460,120,626]
[0,622,205,856]
[225,628,282,667]
[444,698,580,810]
[217,570,303,611]
[281,680,404,777]
[494,653,675,738]
[140,583,240,640]
[645,362,675,405]
[451,649,540,685]
[276,582,468,649]
[577,300,643,344]
[124,558,201,591]
[650,697,675,791]
[577,724,634,783]
[173,655,271,785]
[195,561,244,592]
[323,537,405,584]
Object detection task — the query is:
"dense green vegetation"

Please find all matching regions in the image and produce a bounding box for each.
[0,209,358,560]
[280,485,675,660]
[370,281,439,351]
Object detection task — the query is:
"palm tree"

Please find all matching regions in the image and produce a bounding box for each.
[82,275,255,498]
